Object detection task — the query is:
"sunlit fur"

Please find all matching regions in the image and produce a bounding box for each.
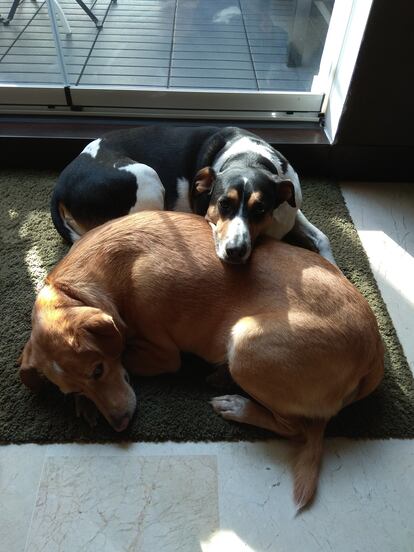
[19,211,383,507]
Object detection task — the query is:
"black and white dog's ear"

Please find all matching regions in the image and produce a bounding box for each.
[274,178,296,208]
[193,167,216,195]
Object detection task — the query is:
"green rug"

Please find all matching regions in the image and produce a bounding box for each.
[1,170,413,444]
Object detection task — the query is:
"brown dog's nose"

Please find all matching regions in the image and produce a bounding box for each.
[111,413,131,432]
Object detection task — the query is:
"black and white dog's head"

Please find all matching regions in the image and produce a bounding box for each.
[190,129,299,263]
[192,163,295,264]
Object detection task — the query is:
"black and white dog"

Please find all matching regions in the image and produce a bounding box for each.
[51,125,335,264]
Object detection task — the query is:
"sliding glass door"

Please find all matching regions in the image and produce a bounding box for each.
[0,0,350,120]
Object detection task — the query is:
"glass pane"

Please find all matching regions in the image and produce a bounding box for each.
[0,0,68,86]
[1,0,336,104]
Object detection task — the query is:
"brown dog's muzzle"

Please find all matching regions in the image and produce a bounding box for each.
[89,370,137,432]
[19,365,46,392]
[18,339,47,392]
[110,412,132,432]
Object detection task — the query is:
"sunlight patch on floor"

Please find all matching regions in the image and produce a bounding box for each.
[359,230,414,307]
[201,529,256,552]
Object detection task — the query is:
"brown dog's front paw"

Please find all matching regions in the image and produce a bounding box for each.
[74,395,100,427]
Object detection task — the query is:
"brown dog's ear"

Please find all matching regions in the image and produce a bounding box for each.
[18,339,46,392]
[74,309,124,359]
[275,179,296,208]
[193,167,216,195]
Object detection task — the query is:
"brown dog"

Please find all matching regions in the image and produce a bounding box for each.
[19,211,383,508]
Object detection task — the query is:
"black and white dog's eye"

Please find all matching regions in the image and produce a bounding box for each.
[92,363,104,380]
[218,197,232,213]
[252,202,266,216]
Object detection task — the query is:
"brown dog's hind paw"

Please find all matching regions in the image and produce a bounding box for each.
[210,394,251,422]
[74,395,100,427]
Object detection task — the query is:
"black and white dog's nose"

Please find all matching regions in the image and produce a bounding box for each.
[225,243,248,260]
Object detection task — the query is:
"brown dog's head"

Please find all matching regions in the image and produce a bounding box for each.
[19,285,136,432]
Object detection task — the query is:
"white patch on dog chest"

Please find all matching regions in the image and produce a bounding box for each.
[52,361,64,375]
[119,163,165,212]
[81,138,101,159]
[173,177,192,212]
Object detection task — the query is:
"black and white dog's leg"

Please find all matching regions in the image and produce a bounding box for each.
[284,210,336,264]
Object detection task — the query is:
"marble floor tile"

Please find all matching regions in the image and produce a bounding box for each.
[0,444,46,552]
[38,437,414,552]
[215,438,414,552]
[25,455,218,552]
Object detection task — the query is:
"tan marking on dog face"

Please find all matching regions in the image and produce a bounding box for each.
[215,211,273,244]
[213,189,272,244]
[206,204,219,224]
[226,188,240,203]
[215,217,230,242]
[247,191,264,210]
[207,188,240,224]
[248,213,274,242]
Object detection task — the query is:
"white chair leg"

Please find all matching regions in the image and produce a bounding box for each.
[52,0,72,34]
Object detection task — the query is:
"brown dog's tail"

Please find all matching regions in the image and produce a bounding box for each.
[293,418,327,511]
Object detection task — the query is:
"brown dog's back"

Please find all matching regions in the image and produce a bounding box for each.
[44,211,383,508]
[52,211,381,367]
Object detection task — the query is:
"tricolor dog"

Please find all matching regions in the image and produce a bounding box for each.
[51,126,335,264]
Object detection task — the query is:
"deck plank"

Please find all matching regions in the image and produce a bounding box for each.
[0,0,328,93]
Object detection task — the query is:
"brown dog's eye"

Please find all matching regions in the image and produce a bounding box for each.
[92,363,104,380]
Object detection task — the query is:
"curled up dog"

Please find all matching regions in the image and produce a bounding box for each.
[51,125,335,264]
[19,211,383,508]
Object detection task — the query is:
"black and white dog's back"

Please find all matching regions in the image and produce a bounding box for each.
[52,126,218,241]
[51,125,335,264]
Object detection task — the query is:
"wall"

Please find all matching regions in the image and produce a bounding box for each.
[335,0,414,148]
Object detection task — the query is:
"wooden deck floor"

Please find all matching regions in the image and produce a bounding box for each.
[0,0,328,91]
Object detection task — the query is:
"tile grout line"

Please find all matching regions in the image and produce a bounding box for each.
[22,447,48,552]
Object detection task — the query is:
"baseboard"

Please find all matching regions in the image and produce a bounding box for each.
[1,117,412,181]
